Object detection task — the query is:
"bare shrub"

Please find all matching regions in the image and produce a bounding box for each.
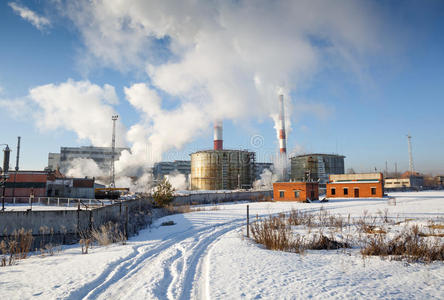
[361,225,444,262]
[250,215,296,252]
[79,231,91,254]
[161,221,175,226]
[251,213,349,253]
[91,222,126,246]
[0,228,33,267]
[306,233,350,250]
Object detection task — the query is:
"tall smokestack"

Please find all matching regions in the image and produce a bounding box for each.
[214,120,223,150]
[278,94,287,154]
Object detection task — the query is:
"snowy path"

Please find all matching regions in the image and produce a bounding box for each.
[1,191,444,299]
[70,217,245,300]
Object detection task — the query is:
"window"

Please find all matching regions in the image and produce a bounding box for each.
[343,188,348,195]
[279,191,284,198]
[331,188,336,195]
[294,190,300,198]
[371,187,376,195]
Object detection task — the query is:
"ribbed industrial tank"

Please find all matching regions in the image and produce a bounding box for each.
[190,150,255,190]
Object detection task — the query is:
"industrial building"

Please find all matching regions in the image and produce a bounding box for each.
[273,182,319,202]
[190,149,255,190]
[326,173,384,198]
[290,154,345,186]
[153,160,191,181]
[3,170,55,198]
[2,170,96,199]
[190,118,257,190]
[48,146,130,173]
[46,177,95,199]
[384,178,412,189]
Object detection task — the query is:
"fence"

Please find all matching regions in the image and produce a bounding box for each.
[0,196,121,209]
[0,190,273,248]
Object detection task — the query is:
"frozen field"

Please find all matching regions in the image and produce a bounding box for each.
[0,191,443,299]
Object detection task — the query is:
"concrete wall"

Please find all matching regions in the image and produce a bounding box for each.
[0,190,272,248]
[172,190,272,205]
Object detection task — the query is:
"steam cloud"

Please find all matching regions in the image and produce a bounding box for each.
[5,1,390,189]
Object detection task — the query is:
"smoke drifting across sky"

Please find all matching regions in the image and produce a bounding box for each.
[3,0,394,185]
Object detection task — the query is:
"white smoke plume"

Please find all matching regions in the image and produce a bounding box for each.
[253,168,275,190]
[165,171,189,191]
[4,1,391,189]
[29,79,126,147]
[65,158,105,179]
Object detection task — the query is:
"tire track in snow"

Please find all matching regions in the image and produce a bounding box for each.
[70,217,245,300]
[69,199,409,299]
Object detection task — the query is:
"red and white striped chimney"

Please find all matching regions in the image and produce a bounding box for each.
[214,120,223,150]
[278,94,287,154]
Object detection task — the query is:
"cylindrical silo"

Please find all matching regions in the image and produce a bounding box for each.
[190,149,254,190]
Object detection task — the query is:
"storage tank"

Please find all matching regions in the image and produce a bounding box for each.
[190,150,255,190]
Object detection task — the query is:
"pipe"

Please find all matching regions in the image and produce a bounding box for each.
[278,94,287,154]
[214,120,223,150]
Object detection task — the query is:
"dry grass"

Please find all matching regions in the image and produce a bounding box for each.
[165,204,220,215]
[91,222,126,246]
[361,225,444,262]
[250,210,350,253]
[428,223,444,230]
[250,208,444,263]
[250,215,300,252]
[0,229,33,267]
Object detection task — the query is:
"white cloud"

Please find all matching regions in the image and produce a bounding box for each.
[9,2,50,31]
[0,98,32,119]
[38,0,395,183]
[62,0,388,139]
[28,79,125,147]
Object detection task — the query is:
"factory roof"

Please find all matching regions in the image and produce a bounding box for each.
[190,149,254,155]
[291,153,345,159]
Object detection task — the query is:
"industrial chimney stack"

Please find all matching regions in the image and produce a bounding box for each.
[278,94,287,154]
[214,120,223,150]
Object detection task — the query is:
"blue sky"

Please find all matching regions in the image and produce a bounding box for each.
[0,0,444,175]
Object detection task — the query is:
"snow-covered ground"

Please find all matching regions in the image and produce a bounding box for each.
[0,191,443,299]
[3,204,80,211]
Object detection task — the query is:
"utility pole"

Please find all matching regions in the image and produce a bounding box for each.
[407,134,414,175]
[385,161,388,178]
[111,115,118,188]
[395,162,398,178]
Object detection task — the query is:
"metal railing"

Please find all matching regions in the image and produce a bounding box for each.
[1,196,124,210]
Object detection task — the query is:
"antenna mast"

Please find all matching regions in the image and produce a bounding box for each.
[407,134,414,175]
[111,115,118,188]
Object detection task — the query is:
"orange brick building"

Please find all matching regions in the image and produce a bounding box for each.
[326,173,384,198]
[273,182,319,202]
[3,170,63,198]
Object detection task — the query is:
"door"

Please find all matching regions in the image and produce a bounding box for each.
[354,188,359,198]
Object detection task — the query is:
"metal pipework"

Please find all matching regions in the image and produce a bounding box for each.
[111,115,118,188]
[278,94,287,154]
[213,120,223,150]
[2,144,10,174]
[1,144,11,212]
[15,137,20,171]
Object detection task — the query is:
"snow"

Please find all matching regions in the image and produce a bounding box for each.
[3,204,81,211]
[0,191,443,299]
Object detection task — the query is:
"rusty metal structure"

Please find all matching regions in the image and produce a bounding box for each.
[190,149,255,190]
